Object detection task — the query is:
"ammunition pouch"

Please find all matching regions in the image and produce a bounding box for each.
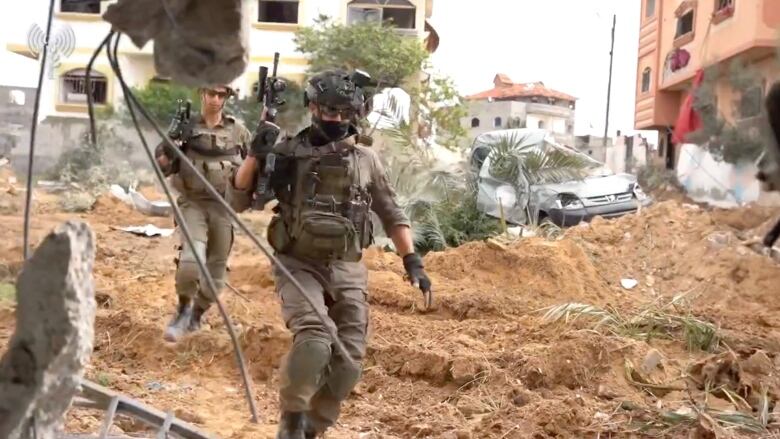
[288,210,359,261]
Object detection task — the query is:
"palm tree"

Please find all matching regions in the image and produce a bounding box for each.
[485,131,597,188]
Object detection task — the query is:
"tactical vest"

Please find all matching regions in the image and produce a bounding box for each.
[267,134,373,262]
[171,119,244,198]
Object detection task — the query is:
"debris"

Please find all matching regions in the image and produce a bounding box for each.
[485,238,508,251]
[110,184,172,217]
[641,349,664,374]
[111,224,174,238]
[0,221,96,439]
[706,232,732,250]
[620,278,639,290]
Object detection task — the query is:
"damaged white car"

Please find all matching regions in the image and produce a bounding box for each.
[469,129,653,227]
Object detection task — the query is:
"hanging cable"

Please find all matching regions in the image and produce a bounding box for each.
[86,32,114,147]
[22,0,56,260]
[101,32,261,422]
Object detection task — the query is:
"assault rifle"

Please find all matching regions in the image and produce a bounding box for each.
[167,99,192,141]
[252,52,287,209]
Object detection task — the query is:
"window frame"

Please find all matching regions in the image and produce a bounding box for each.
[645,0,656,19]
[347,1,417,31]
[59,0,101,14]
[641,67,652,94]
[470,117,480,128]
[493,117,502,128]
[673,8,696,47]
[257,0,300,25]
[713,0,735,24]
[60,68,108,105]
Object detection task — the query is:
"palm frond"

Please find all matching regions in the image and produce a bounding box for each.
[519,149,592,184]
[541,303,618,326]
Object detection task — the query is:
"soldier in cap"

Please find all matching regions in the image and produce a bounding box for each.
[233,70,432,438]
[156,83,252,342]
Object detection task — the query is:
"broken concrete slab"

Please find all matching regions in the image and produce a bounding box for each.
[102,0,250,87]
[0,221,96,439]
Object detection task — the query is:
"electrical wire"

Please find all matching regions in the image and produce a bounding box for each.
[109,41,356,371]
[87,28,360,420]
[100,32,260,422]
[23,0,56,260]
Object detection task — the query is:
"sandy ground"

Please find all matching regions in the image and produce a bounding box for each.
[1,179,780,438]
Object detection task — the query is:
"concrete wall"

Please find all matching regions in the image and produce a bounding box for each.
[606,134,648,174]
[4,0,434,178]
[462,100,528,138]
[463,99,575,145]
[676,142,762,207]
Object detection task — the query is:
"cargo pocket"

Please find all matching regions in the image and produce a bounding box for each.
[267,216,291,253]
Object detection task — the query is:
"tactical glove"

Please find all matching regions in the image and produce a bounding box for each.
[403,253,432,309]
[249,121,281,157]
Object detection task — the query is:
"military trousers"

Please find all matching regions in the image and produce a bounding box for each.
[272,253,369,433]
[175,198,234,310]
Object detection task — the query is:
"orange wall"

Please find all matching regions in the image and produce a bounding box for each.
[635,0,780,130]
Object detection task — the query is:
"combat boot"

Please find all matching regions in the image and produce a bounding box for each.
[276,411,306,439]
[187,303,207,333]
[163,299,192,342]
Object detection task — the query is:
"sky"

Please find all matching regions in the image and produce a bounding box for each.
[430,0,650,141]
[0,0,654,142]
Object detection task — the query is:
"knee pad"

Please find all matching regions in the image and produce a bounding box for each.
[325,361,362,401]
[286,339,332,383]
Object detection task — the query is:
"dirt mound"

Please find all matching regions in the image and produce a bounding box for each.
[2,192,780,438]
[367,238,613,320]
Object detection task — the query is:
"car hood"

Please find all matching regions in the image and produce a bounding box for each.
[534,173,637,198]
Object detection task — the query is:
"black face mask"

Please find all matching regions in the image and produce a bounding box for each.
[312,118,351,143]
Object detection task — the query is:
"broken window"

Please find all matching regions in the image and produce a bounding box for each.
[471,117,480,128]
[347,0,416,30]
[642,68,651,93]
[494,117,502,128]
[645,0,656,18]
[258,0,299,24]
[61,69,107,104]
[60,0,100,13]
[675,10,694,39]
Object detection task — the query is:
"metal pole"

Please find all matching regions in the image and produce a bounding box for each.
[603,14,616,147]
[23,0,57,260]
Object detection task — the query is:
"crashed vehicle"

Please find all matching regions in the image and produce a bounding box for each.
[469,129,653,227]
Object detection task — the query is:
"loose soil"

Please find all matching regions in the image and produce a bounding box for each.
[1,182,779,438]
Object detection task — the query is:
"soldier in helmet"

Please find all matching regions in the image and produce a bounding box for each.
[155,84,252,342]
[233,70,432,438]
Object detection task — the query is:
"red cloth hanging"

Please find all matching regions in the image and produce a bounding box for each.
[672,68,705,144]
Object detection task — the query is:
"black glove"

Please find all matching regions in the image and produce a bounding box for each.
[249,121,281,157]
[403,253,432,309]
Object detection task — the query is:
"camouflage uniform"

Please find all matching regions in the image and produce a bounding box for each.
[157,113,251,341]
[265,127,409,436]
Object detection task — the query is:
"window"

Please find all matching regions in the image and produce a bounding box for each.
[494,117,502,128]
[646,0,656,18]
[716,0,734,11]
[641,68,651,93]
[675,10,694,38]
[567,124,574,134]
[470,117,480,128]
[538,120,545,129]
[258,0,299,24]
[739,85,763,119]
[348,0,416,30]
[60,0,100,13]
[61,69,107,104]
